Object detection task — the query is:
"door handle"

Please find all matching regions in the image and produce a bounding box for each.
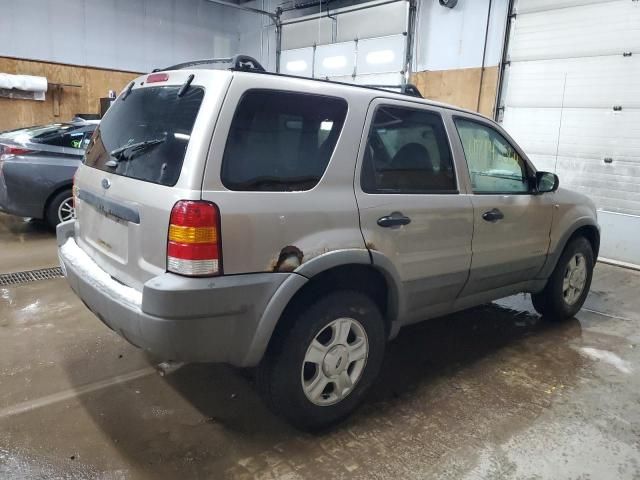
[482,208,504,222]
[377,212,411,228]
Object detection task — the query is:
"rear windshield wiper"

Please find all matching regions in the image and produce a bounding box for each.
[231,176,319,191]
[106,137,166,166]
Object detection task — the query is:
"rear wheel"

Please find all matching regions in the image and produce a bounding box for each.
[257,290,386,430]
[532,236,594,320]
[45,189,74,228]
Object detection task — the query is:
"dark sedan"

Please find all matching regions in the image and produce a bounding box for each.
[0,119,98,228]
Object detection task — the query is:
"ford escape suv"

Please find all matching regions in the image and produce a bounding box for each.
[57,56,599,430]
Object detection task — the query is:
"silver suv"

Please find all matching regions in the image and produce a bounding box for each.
[57,56,599,429]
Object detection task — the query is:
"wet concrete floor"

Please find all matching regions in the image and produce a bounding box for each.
[1,211,639,479]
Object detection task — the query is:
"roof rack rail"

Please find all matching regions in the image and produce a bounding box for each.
[360,83,423,98]
[154,55,266,73]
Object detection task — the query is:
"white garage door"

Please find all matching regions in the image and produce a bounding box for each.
[500,0,640,266]
[279,0,408,86]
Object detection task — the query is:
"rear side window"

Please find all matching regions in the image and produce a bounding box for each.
[221,90,348,191]
[361,106,457,194]
[84,86,204,186]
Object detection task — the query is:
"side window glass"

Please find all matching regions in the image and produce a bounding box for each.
[454,118,530,194]
[361,106,457,194]
[221,91,348,192]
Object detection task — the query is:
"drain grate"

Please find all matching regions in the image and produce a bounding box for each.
[0,267,64,286]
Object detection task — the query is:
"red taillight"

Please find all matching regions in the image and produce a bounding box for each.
[167,200,222,277]
[147,73,169,83]
[1,145,32,156]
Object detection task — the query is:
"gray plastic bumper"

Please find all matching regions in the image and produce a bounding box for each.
[56,220,300,366]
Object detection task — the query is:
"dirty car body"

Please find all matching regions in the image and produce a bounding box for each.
[57,61,599,428]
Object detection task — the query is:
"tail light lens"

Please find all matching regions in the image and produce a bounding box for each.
[167,200,222,277]
[1,145,33,155]
[0,144,32,163]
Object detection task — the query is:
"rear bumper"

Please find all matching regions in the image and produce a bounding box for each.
[56,220,295,366]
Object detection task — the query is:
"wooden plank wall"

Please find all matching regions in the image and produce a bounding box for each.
[411,66,499,118]
[0,57,140,131]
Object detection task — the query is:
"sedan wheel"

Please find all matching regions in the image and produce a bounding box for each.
[57,197,76,223]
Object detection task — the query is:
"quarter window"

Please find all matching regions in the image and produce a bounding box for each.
[361,106,457,194]
[221,90,348,191]
[454,118,530,194]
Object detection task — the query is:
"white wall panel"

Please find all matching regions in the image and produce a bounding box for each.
[0,0,242,73]
[281,18,333,50]
[504,106,640,216]
[414,0,509,71]
[314,42,356,78]
[502,107,561,157]
[515,0,616,14]
[556,109,640,163]
[280,48,314,77]
[509,1,640,62]
[505,56,640,108]
[599,211,640,265]
[336,2,407,42]
[505,108,640,164]
[50,0,86,66]
[281,1,407,50]
[356,35,405,75]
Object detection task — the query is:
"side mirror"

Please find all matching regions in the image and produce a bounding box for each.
[536,171,559,193]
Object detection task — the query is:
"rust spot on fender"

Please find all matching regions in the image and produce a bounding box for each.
[273,245,304,272]
[365,241,376,251]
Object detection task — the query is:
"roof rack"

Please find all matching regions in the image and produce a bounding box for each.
[359,84,423,98]
[154,55,266,73]
[154,53,423,99]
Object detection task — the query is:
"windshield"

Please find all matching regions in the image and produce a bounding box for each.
[84,86,204,186]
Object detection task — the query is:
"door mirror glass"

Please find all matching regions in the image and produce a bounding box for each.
[536,171,559,193]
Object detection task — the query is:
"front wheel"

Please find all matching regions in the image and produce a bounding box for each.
[257,290,386,430]
[532,236,594,320]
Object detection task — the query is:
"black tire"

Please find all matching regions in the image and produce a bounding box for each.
[531,236,594,320]
[45,189,74,229]
[257,290,386,430]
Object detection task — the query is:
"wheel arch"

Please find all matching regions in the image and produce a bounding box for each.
[241,249,404,366]
[539,218,600,280]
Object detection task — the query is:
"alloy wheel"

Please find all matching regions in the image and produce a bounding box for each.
[301,317,369,406]
[563,253,587,305]
[57,197,76,223]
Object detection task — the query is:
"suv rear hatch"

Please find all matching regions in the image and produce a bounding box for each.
[73,70,231,291]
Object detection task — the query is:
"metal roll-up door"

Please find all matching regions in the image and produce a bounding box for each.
[498,0,640,266]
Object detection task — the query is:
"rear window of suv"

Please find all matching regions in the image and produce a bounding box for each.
[221,90,348,191]
[84,86,204,186]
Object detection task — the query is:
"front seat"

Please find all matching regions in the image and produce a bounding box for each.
[384,142,432,190]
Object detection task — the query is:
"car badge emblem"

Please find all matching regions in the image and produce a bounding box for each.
[102,178,111,190]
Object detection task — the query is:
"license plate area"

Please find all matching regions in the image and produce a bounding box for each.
[81,202,129,263]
